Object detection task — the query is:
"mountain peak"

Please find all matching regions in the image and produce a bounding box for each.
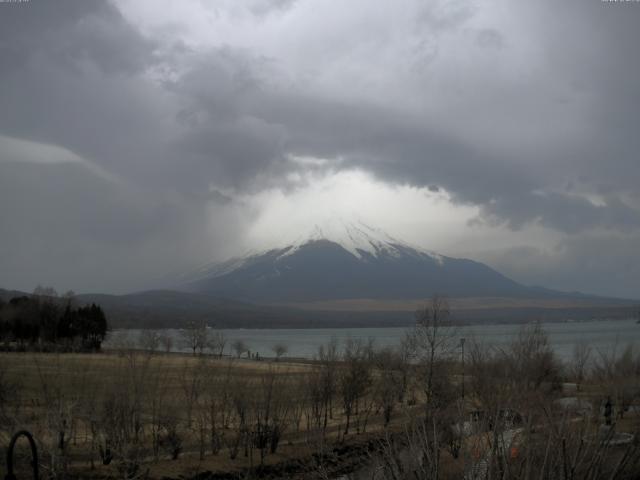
[181,219,445,286]
[279,218,441,262]
[299,219,396,258]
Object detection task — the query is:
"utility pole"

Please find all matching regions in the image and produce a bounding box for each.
[460,337,466,402]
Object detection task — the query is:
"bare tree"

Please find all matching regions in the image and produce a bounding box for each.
[179,358,206,428]
[272,343,288,361]
[226,376,250,460]
[339,338,373,435]
[159,413,182,461]
[97,352,149,479]
[181,320,208,355]
[232,339,247,358]
[207,330,227,358]
[158,333,173,353]
[147,358,171,462]
[570,340,592,391]
[412,294,457,408]
[304,368,325,433]
[137,329,160,355]
[251,366,291,464]
[289,375,307,433]
[317,337,339,428]
[373,347,406,426]
[33,354,80,478]
[203,359,235,455]
[594,343,640,420]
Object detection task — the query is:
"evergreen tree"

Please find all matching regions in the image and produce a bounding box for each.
[0,293,108,351]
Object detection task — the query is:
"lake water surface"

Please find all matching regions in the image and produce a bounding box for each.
[105,318,640,361]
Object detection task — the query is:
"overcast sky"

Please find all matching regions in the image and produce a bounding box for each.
[1,0,639,298]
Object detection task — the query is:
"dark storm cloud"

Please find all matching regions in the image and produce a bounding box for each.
[0,0,167,181]
[0,0,154,75]
[0,0,639,295]
[478,192,640,234]
[158,0,640,234]
[0,0,240,292]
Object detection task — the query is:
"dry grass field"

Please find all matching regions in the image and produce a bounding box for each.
[0,349,416,479]
[3,316,640,479]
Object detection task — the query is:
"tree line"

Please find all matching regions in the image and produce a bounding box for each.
[0,286,108,351]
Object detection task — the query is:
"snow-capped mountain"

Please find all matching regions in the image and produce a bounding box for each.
[278,219,443,262]
[184,219,536,303]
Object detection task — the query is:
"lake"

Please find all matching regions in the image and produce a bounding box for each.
[104,318,640,362]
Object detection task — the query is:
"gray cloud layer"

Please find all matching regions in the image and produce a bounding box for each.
[0,0,639,296]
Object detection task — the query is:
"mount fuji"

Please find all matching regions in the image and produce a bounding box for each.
[184,219,547,303]
[13,219,628,329]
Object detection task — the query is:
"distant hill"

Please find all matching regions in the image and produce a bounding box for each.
[0,288,414,328]
[1,287,636,329]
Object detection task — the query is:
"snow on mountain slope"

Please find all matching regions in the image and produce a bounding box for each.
[181,249,278,283]
[184,219,441,283]
[278,218,443,263]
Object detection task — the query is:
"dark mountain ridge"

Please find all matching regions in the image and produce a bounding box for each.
[1,287,636,330]
[188,239,536,302]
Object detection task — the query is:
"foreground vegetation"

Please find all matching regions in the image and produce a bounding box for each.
[1,296,640,479]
